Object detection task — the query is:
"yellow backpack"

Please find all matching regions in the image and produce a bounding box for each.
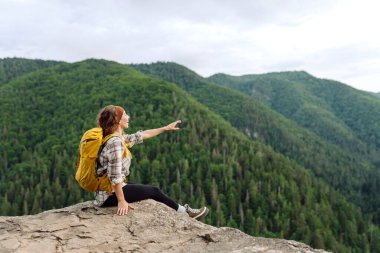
[75,127,130,193]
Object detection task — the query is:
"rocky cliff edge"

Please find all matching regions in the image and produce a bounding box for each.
[0,200,329,253]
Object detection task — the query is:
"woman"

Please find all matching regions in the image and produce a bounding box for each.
[94,105,209,220]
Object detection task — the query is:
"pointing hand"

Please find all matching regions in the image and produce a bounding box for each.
[164,120,182,131]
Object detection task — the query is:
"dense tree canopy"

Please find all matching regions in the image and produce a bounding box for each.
[1,58,379,252]
[133,62,380,226]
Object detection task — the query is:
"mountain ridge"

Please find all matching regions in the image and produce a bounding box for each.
[0,57,62,85]
[132,62,380,223]
[207,71,380,155]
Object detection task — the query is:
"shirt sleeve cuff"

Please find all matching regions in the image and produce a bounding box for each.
[135,130,144,144]
[111,176,124,185]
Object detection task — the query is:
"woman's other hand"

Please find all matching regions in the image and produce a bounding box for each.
[117,200,135,216]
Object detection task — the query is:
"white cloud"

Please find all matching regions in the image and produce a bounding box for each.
[0,0,379,92]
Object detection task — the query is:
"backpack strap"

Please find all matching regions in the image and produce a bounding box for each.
[96,134,131,175]
[96,134,118,175]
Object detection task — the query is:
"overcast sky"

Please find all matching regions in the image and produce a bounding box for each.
[1,0,379,92]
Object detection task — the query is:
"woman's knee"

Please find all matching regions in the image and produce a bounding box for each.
[150,185,162,197]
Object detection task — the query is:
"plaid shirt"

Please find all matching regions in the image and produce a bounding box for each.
[93,131,143,206]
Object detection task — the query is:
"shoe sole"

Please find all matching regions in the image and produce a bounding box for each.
[194,207,209,220]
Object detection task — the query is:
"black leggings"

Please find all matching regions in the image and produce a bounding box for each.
[101,182,179,211]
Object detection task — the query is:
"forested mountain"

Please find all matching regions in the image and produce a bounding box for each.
[1,58,379,252]
[131,62,380,225]
[207,72,380,162]
[0,57,61,85]
[374,92,380,98]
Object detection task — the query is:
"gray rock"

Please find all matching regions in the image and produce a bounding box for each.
[0,200,330,253]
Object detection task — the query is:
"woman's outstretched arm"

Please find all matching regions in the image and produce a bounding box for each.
[141,120,181,140]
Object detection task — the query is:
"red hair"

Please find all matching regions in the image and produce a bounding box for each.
[97,105,125,137]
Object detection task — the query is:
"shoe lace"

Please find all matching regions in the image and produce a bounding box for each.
[185,204,201,213]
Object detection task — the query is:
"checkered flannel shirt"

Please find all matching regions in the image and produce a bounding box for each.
[93,131,143,206]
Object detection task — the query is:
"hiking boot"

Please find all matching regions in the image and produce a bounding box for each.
[184,204,209,220]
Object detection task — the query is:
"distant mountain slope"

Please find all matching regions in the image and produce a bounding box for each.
[374,92,380,98]
[0,57,62,85]
[207,72,380,160]
[0,59,378,252]
[132,62,380,224]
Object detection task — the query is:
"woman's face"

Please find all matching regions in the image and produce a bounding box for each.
[119,111,130,129]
